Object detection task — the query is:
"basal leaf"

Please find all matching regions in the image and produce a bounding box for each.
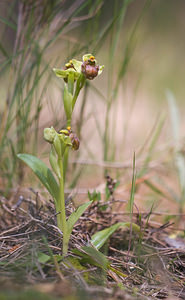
[72,246,108,270]
[91,222,141,250]
[66,201,92,237]
[17,153,59,201]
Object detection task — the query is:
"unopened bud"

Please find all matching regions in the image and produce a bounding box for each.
[44,127,56,143]
[64,61,75,83]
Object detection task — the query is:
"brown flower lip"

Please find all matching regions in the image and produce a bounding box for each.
[81,59,99,80]
[69,132,80,150]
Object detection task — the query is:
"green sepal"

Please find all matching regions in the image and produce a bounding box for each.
[98,65,104,76]
[53,68,68,79]
[53,68,80,81]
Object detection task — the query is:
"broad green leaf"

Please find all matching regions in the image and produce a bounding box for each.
[66,201,92,237]
[72,246,108,270]
[91,222,141,250]
[17,154,59,201]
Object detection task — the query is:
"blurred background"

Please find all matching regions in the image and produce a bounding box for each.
[1,0,185,217]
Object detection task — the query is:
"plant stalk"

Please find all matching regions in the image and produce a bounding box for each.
[57,157,68,255]
[63,120,71,182]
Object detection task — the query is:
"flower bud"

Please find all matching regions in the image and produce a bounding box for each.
[63,61,75,83]
[44,127,56,143]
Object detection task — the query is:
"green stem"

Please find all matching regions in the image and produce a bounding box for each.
[66,119,71,127]
[63,119,71,182]
[63,148,69,183]
[63,75,85,182]
[57,157,68,255]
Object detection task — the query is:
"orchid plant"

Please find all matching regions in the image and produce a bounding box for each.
[18,54,104,255]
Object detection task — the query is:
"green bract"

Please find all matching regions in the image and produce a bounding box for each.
[70,59,82,73]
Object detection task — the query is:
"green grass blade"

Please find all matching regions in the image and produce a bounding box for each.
[138,115,165,178]
[166,90,180,145]
[0,16,16,30]
[127,152,136,214]
[144,179,168,198]
[0,41,9,58]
